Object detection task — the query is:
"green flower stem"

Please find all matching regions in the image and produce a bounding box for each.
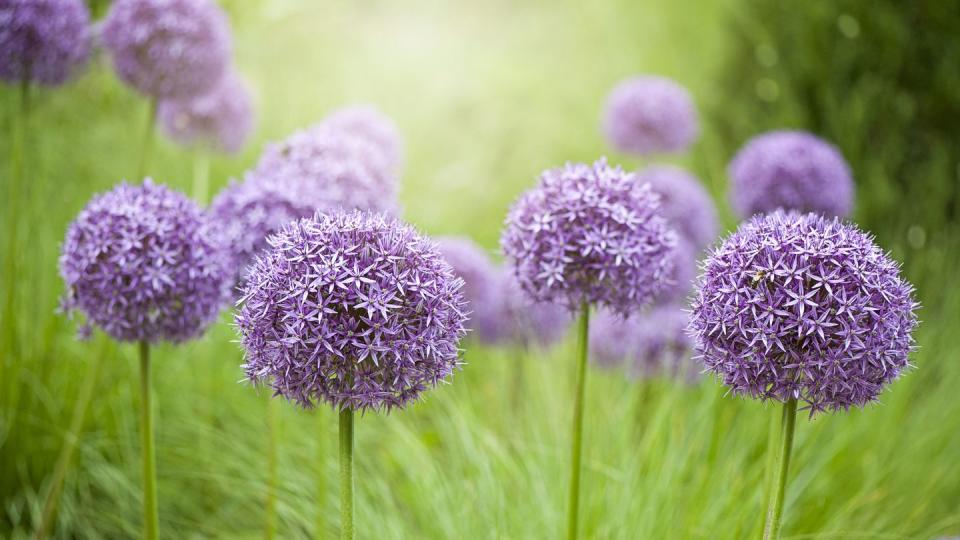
[139,341,159,540]
[192,152,210,204]
[339,408,354,540]
[566,302,590,540]
[137,100,157,180]
[763,398,798,540]
[265,397,278,540]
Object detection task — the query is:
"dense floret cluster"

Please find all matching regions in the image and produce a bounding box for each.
[0,0,91,85]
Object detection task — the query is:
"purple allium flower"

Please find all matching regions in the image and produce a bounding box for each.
[236,210,468,412]
[0,0,91,86]
[602,76,699,156]
[729,130,854,219]
[101,0,231,99]
[496,268,571,348]
[320,104,403,172]
[59,179,231,343]
[655,237,697,306]
[157,71,254,154]
[688,210,918,414]
[501,158,675,316]
[435,236,502,344]
[635,165,718,250]
[590,305,694,379]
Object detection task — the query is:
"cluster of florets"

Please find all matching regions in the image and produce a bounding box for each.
[688,210,918,414]
[729,130,854,218]
[590,305,693,379]
[501,158,675,315]
[635,165,717,250]
[101,0,231,99]
[0,0,91,86]
[602,76,699,155]
[319,104,403,172]
[59,179,231,343]
[236,211,468,412]
[157,72,254,154]
[435,236,503,344]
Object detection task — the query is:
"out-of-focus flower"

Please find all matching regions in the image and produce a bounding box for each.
[636,164,718,250]
[590,305,694,380]
[0,0,91,86]
[157,71,254,154]
[602,76,699,155]
[435,236,502,344]
[319,104,403,172]
[496,268,570,348]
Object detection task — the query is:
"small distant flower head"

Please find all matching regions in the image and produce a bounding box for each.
[590,305,694,379]
[319,104,403,172]
[435,236,502,344]
[496,268,570,348]
[0,0,92,86]
[655,237,697,306]
[59,179,231,343]
[158,71,254,154]
[101,0,231,99]
[501,158,675,316]
[236,211,468,412]
[729,130,854,218]
[689,211,918,415]
[602,76,699,155]
[636,165,718,250]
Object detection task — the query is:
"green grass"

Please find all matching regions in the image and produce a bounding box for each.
[2,0,959,538]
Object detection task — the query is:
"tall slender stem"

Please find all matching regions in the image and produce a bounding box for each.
[139,341,159,540]
[338,408,354,540]
[137,100,157,180]
[192,152,210,204]
[763,398,798,540]
[264,397,278,540]
[566,302,590,540]
[316,412,327,537]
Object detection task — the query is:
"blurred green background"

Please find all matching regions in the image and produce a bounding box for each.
[2,0,959,538]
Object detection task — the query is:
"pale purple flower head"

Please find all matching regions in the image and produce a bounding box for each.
[101,0,231,99]
[320,104,403,172]
[0,0,91,86]
[729,130,854,218]
[236,210,468,412]
[655,237,697,306]
[688,210,918,415]
[636,165,718,250]
[602,76,699,155]
[59,179,231,343]
[158,71,254,154]
[435,236,502,344]
[496,268,570,348]
[590,305,694,379]
[501,158,675,316]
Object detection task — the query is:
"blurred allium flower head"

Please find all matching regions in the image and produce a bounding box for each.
[157,71,254,154]
[0,0,91,86]
[101,0,231,99]
[590,305,694,379]
[602,76,699,155]
[689,210,918,414]
[729,130,854,218]
[655,237,697,306]
[59,179,231,343]
[236,210,468,412]
[320,104,403,172]
[501,158,675,315]
[496,268,571,348]
[435,236,502,344]
[636,165,718,250]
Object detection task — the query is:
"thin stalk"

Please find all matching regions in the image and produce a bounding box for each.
[762,398,798,540]
[137,100,157,180]
[338,408,354,540]
[192,152,210,204]
[565,302,590,540]
[264,397,278,540]
[2,78,30,370]
[139,341,159,540]
[316,411,327,537]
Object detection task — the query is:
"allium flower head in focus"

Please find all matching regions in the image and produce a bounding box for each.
[688,210,918,415]
[0,0,92,86]
[602,76,699,155]
[158,71,254,154]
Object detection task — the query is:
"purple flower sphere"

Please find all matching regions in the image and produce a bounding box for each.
[157,71,254,154]
[496,268,571,348]
[101,0,231,99]
[0,0,91,86]
[636,165,718,250]
[435,236,502,344]
[602,76,699,155]
[689,211,918,414]
[729,130,854,218]
[590,305,694,379]
[237,211,468,412]
[59,179,231,343]
[501,158,675,316]
[655,237,697,306]
[320,104,403,172]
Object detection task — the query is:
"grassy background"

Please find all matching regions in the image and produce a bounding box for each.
[2,0,959,538]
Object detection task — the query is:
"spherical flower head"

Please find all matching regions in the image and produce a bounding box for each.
[602,76,699,155]
[0,0,92,86]
[689,210,918,415]
[319,104,403,172]
[590,305,694,379]
[252,125,399,215]
[435,236,502,344]
[158,71,254,154]
[496,268,570,348]
[101,0,231,99]
[636,165,718,250]
[501,158,676,316]
[236,210,469,412]
[729,130,854,218]
[59,179,231,343]
[655,237,697,306]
